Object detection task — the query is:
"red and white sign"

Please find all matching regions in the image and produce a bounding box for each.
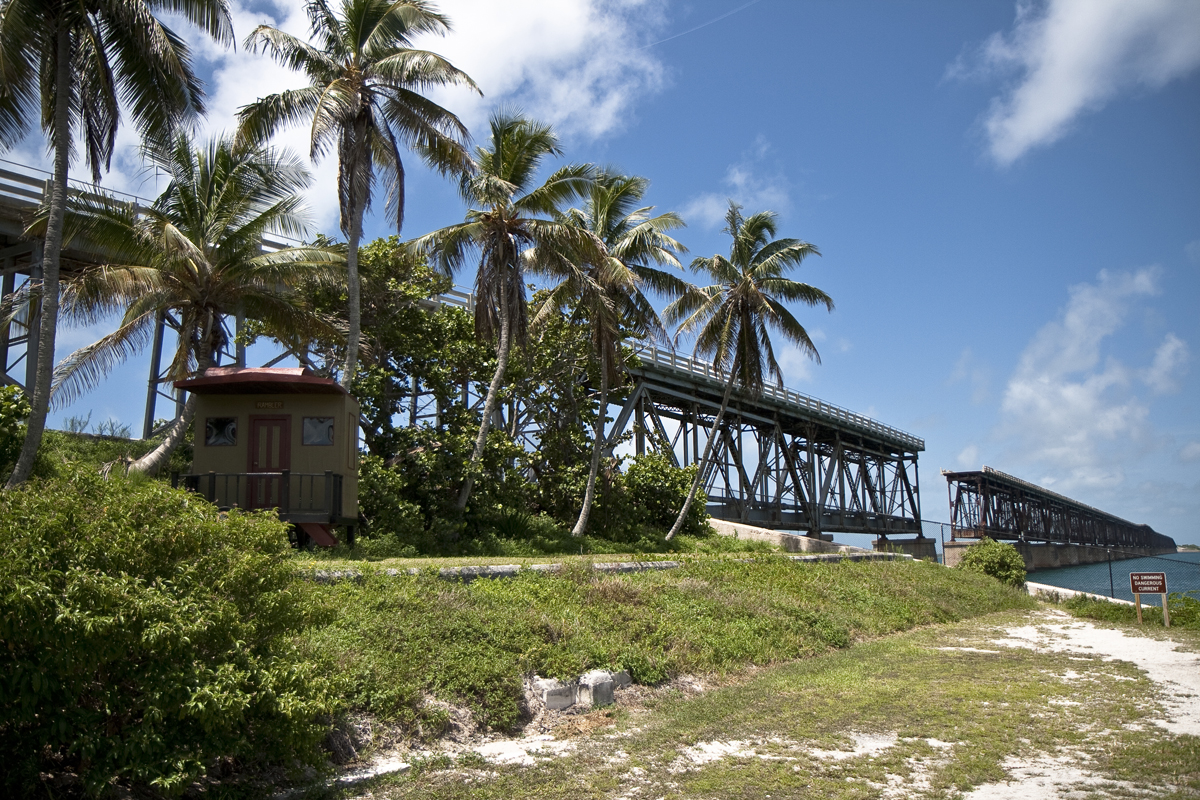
[1129,572,1167,594]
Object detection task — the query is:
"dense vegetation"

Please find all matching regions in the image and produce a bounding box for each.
[954,536,1028,588]
[0,471,333,797]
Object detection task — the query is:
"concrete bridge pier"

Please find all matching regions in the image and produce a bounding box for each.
[873,537,938,561]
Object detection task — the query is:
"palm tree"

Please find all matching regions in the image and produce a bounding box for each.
[663,201,832,540]
[50,132,342,474]
[532,172,689,536]
[238,0,478,390]
[0,0,232,488]
[410,111,600,511]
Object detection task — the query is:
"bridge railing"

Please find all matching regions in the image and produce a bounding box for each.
[632,345,924,451]
[0,158,297,252]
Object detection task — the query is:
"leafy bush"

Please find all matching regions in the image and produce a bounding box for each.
[358,453,429,554]
[955,536,1027,587]
[0,471,335,796]
[0,384,30,476]
[605,452,709,539]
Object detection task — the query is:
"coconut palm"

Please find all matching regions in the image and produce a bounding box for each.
[410,111,600,511]
[663,201,832,540]
[0,0,232,488]
[238,0,477,390]
[532,172,689,536]
[50,132,342,474]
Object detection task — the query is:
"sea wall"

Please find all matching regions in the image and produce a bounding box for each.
[942,540,1176,572]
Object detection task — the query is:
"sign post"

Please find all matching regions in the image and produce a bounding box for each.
[1129,572,1169,627]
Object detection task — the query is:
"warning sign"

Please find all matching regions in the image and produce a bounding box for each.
[1129,572,1167,594]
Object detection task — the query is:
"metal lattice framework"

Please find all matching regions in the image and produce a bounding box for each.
[607,347,924,536]
[943,466,1174,550]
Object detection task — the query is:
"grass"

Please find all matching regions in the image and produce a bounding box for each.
[1064,591,1200,630]
[327,608,1200,800]
[297,558,1034,736]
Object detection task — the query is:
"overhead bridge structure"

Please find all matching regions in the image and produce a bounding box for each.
[605,347,925,538]
[943,466,1175,552]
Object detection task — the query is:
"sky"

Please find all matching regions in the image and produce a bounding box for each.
[7,0,1200,544]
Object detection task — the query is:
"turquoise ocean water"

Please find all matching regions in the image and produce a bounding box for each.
[1029,551,1200,602]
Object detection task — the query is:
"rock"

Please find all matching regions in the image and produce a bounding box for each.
[611,669,632,689]
[578,670,615,708]
[534,677,578,710]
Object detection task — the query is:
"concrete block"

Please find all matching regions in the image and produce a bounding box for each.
[612,670,632,689]
[534,677,577,710]
[578,670,615,708]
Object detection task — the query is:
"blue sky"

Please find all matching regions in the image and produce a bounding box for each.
[12,0,1200,543]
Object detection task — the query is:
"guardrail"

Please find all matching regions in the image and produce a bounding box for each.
[632,345,924,451]
[0,158,298,252]
[173,470,344,522]
[432,292,921,450]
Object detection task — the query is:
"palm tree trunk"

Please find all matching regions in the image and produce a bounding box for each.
[130,317,214,476]
[572,348,608,537]
[129,393,197,475]
[340,199,364,390]
[665,367,738,541]
[5,27,70,489]
[456,298,512,512]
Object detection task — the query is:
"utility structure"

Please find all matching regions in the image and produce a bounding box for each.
[943,466,1175,551]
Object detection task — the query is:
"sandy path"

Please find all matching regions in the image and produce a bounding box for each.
[963,609,1200,798]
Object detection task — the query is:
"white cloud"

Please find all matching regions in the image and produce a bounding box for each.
[1142,333,1189,394]
[999,268,1162,489]
[415,0,668,141]
[957,444,980,469]
[1186,240,1200,265]
[681,136,791,228]
[1180,441,1200,462]
[7,0,669,233]
[776,342,815,385]
[953,0,1200,165]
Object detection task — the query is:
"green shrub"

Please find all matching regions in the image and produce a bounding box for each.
[955,536,1027,587]
[358,453,430,553]
[611,452,709,539]
[0,471,335,796]
[0,384,30,476]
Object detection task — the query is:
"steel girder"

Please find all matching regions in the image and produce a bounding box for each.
[606,374,923,537]
[943,466,1174,550]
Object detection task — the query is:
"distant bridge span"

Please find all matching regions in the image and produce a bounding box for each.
[943,466,1175,551]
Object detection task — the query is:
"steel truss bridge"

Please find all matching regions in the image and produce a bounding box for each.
[943,466,1174,550]
[1,160,926,537]
[0,159,291,436]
